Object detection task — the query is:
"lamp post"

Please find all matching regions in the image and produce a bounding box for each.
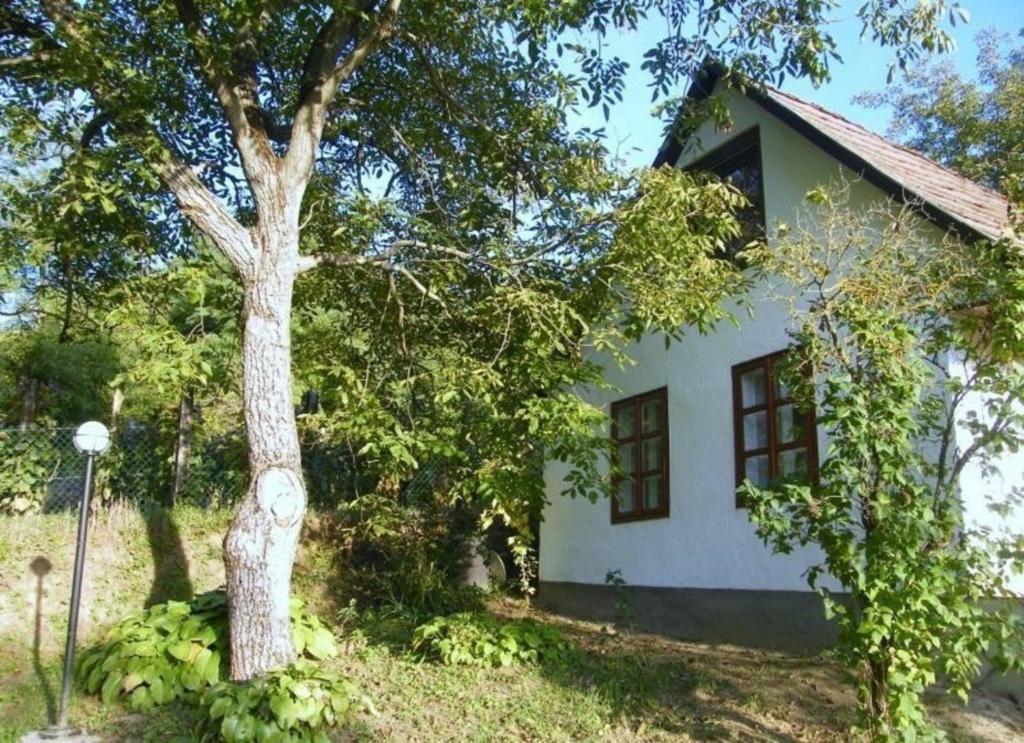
[48,421,110,738]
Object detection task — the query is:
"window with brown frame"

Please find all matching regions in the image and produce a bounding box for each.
[610,387,669,523]
[732,351,818,506]
[686,127,765,258]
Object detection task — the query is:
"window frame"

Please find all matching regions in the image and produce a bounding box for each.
[731,350,819,507]
[610,387,670,524]
[685,126,766,248]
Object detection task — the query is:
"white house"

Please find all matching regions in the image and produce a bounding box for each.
[537,65,1020,652]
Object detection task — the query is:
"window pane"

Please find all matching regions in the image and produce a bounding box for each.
[616,478,636,513]
[640,397,662,433]
[740,367,767,407]
[744,455,771,488]
[642,437,661,472]
[642,475,662,510]
[743,411,768,450]
[614,404,635,438]
[775,404,805,445]
[617,442,636,475]
[774,373,791,401]
[778,448,809,479]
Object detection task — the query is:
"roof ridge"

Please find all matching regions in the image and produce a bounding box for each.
[764,86,1009,204]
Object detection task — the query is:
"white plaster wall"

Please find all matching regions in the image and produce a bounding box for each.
[540,84,933,592]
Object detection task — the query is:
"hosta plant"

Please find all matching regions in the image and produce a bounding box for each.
[198,660,368,743]
[78,590,337,710]
[412,612,570,668]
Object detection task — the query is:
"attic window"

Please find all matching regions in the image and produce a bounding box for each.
[686,127,765,256]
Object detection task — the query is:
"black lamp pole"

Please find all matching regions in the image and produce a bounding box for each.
[39,421,109,739]
[54,450,96,730]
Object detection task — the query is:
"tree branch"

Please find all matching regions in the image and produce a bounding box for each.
[149,146,256,278]
[295,239,471,275]
[285,0,402,185]
[172,0,276,195]
[34,1,256,277]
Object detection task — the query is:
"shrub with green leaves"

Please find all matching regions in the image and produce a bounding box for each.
[412,612,569,667]
[197,660,367,743]
[0,428,61,514]
[78,590,338,710]
[742,191,1024,737]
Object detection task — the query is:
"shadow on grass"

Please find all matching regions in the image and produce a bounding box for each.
[29,555,56,725]
[143,505,193,607]
[532,619,807,742]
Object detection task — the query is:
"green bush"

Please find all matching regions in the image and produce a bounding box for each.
[0,429,60,514]
[412,612,569,667]
[333,493,484,622]
[78,590,338,710]
[197,660,367,743]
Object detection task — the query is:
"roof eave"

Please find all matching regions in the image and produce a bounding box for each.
[653,66,1001,244]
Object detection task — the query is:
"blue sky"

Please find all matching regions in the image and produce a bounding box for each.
[572,0,1024,169]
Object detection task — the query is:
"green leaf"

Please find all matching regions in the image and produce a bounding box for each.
[101,673,123,705]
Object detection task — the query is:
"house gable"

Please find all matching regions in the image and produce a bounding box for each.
[655,65,1011,243]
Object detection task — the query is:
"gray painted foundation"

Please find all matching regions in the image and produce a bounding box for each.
[538,581,1024,696]
[537,581,841,653]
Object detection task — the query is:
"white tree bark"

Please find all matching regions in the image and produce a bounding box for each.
[221,214,309,680]
[33,0,404,681]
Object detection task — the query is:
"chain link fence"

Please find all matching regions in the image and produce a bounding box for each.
[0,425,244,513]
[0,425,429,515]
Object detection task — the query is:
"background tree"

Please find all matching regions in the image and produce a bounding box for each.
[0,0,968,680]
[857,27,1024,209]
[742,189,1024,737]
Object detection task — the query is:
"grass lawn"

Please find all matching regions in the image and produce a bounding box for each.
[2,598,1023,742]
[2,507,1022,741]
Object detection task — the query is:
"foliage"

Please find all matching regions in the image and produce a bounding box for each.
[0,426,61,513]
[78,591,338,711]
[741,189,1024,738]
[412,612,570,668]
[197,661,366,743]
[856,27,1024,210]
[0,0,969,536]
[325,492,485,623]
[0,322,120,427]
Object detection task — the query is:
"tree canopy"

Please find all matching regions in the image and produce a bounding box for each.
[0,0,975,679]
[857,26,1024,207]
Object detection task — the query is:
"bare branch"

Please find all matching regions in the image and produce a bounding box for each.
[172,0,276,192]
[295,251,390,274]
[150,148,256,278]
[0,51,52,67]
[285,0,403,185]
[295,239,472,275]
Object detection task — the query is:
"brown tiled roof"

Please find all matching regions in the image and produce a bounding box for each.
[762,87,1011,242]
[654,65,1013,242]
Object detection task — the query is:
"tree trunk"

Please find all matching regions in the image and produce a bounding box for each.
[110,386,124,429]
[222,229,307,681]
[18,376,38,431]
[867,656,889,733]
[170,393,194,505]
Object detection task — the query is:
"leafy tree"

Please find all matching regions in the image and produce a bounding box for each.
[1,0,967,680]
[742,189,1024,738]
[856,27,1024,208]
